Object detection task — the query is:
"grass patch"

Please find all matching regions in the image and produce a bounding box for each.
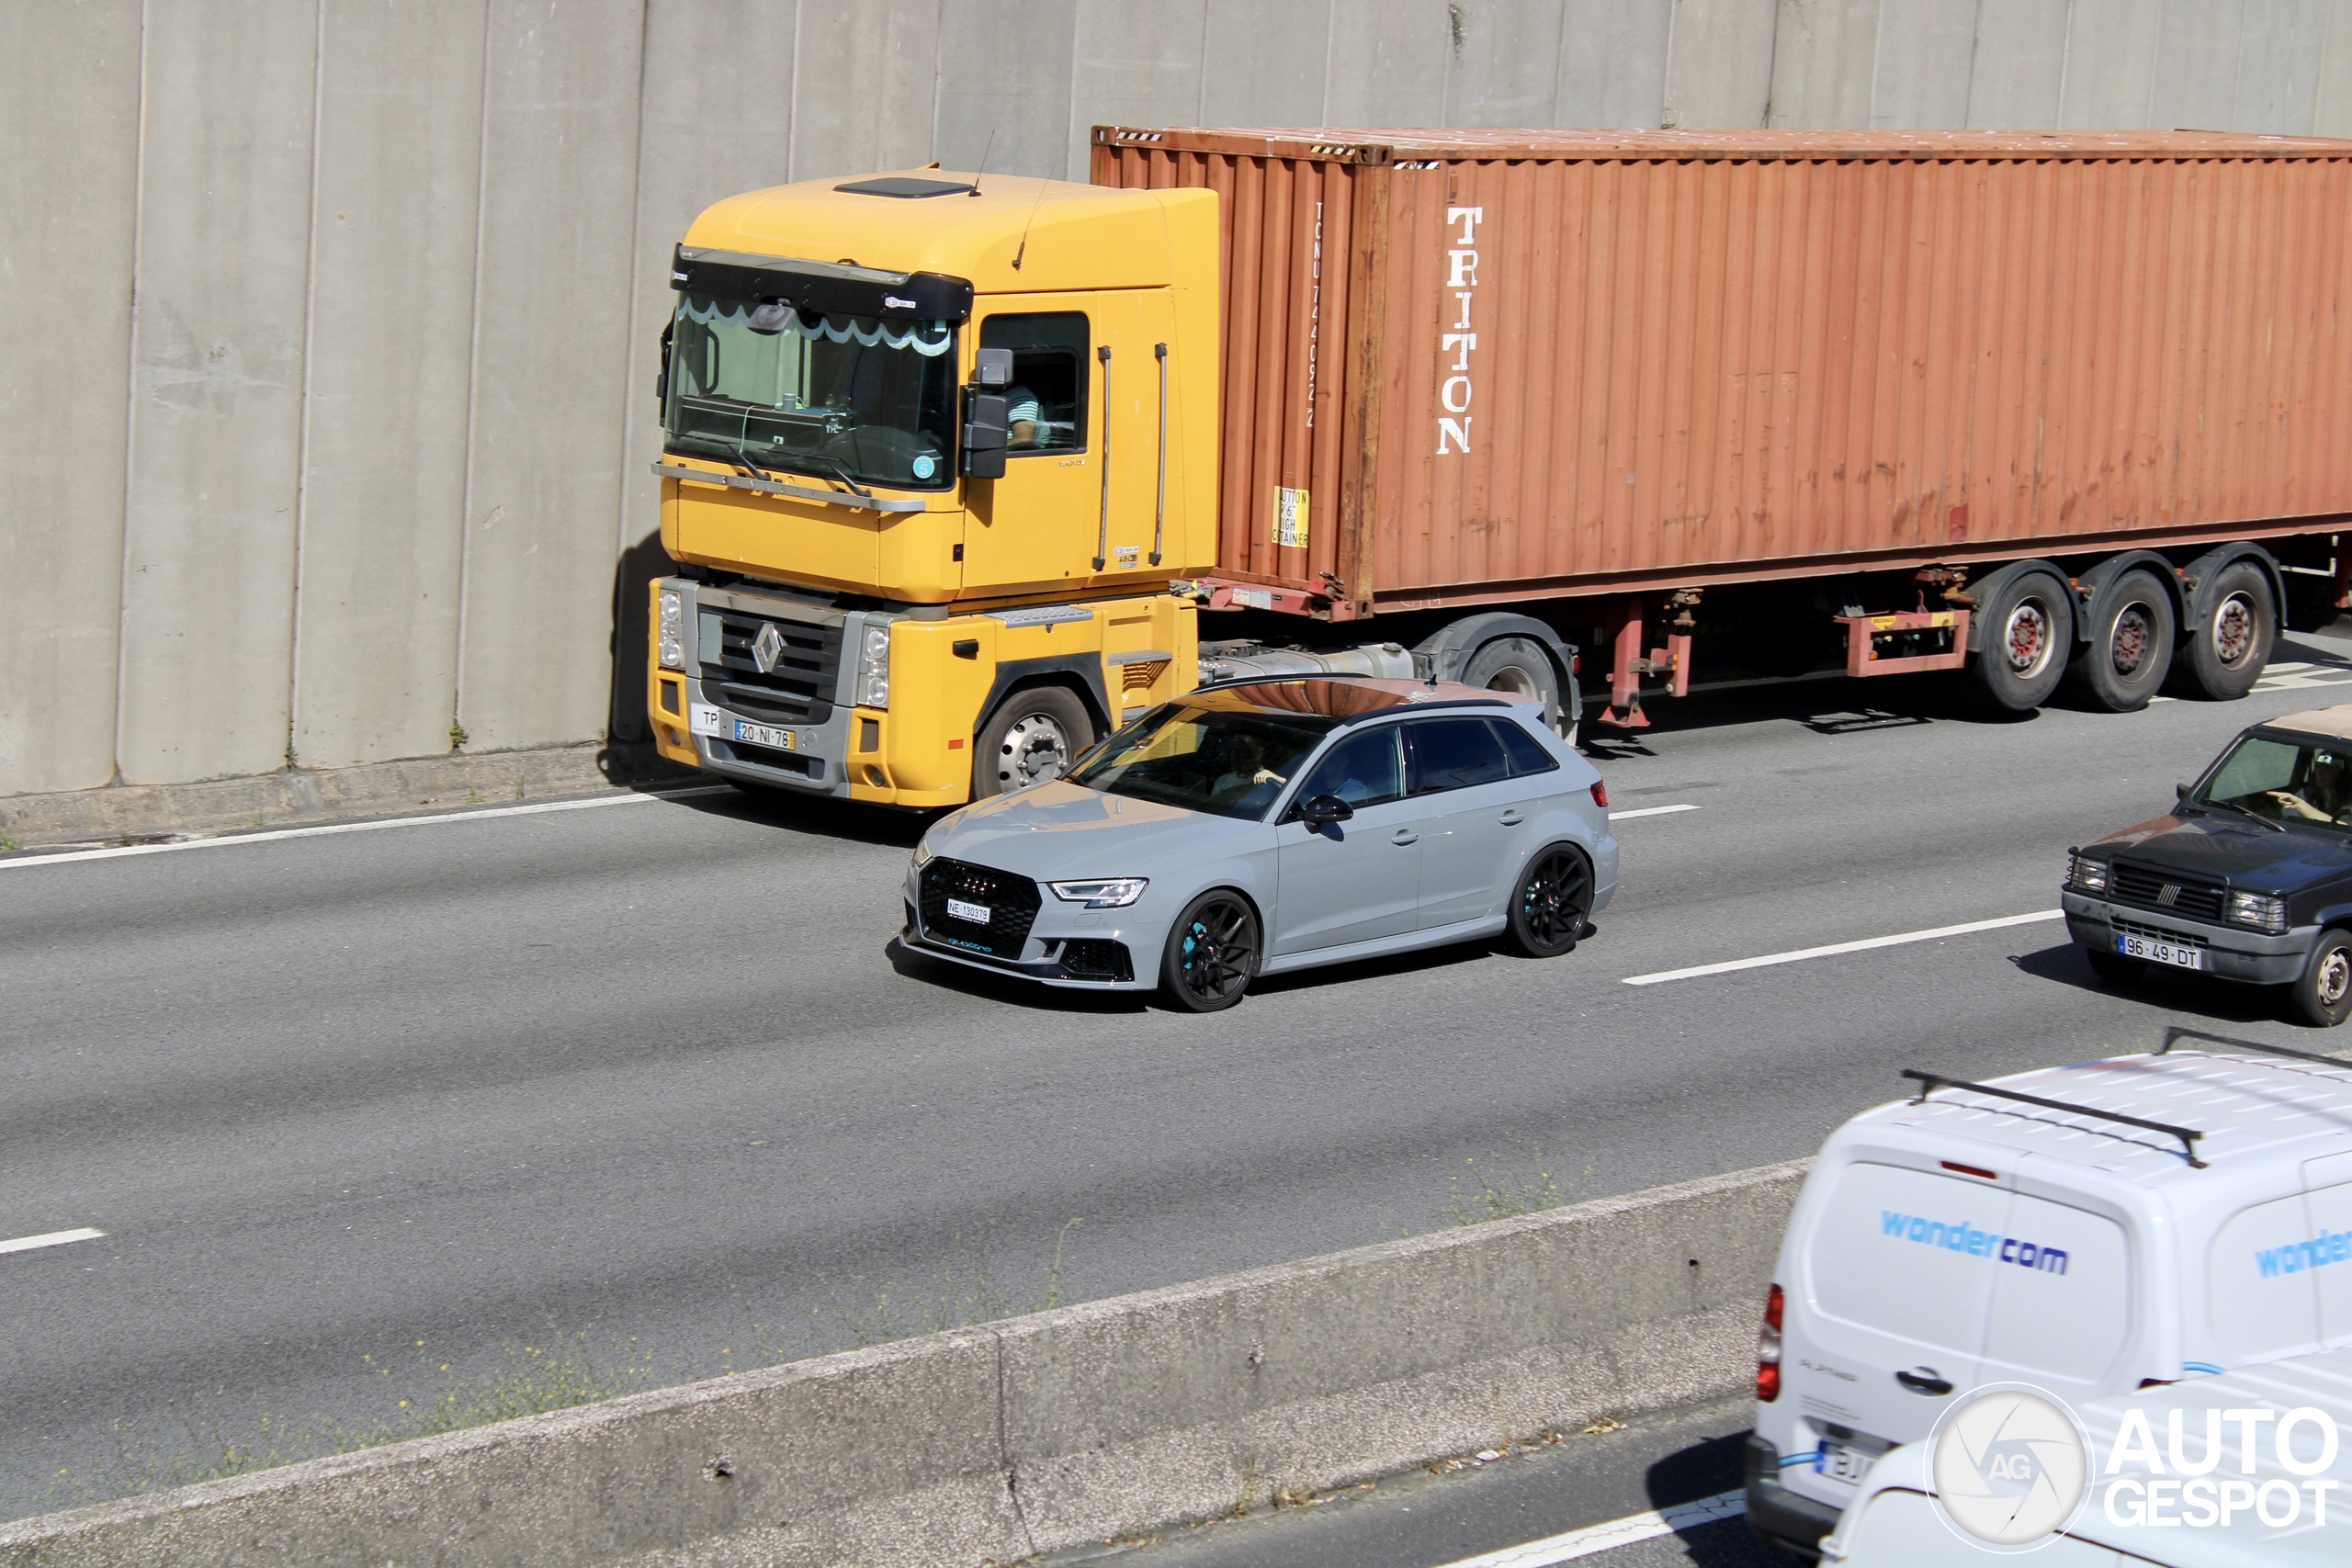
[1447,1145,1588,1226]
[808,1217,1084,1349]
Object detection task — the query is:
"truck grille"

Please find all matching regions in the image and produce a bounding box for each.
[2109,864,2225,921]
[918,857,1042,960]
[702,609,842,725]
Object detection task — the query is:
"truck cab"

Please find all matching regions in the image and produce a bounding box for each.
[645,170,1220,807]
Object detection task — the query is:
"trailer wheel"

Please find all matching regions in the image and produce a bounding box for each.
[1965,572,2071,713]
[973,686,1094,798]
[2064,569,2176,712]
[2176,560,2276,701]
[1462,637,1565,733]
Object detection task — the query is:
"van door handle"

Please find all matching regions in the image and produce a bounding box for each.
[1498,809,1525,826]
[1391,829,1419,846]
[1895,1369,1953,1396]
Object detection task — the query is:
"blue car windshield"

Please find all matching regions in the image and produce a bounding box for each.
[1068,705,1339,819]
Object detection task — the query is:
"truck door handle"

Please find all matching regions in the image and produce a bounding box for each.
[1895,1369,1953,1396]
[1391,829,1419,846]
[1498,809,1525,826]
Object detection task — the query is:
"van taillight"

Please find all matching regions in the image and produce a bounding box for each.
[1756,1282,1784,1403]
[1590,780,1609,809]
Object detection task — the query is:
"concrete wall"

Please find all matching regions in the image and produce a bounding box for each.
[11,0,2352,798]
[0,1158,1810,1568]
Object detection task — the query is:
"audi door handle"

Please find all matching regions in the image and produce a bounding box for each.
[1894,1369,1953,1396]
[1391,829,1419,846]
[1498,810,1525,826]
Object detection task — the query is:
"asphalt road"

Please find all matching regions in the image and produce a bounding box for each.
[8,631,2352,1535]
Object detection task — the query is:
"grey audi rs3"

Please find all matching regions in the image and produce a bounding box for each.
[900,675,1618,1011]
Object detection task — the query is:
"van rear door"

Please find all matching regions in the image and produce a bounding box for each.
[1975,1170,2135,1403]
[1790,1160,2007,1503]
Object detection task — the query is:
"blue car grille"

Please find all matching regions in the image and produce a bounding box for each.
[918,857,1041,960]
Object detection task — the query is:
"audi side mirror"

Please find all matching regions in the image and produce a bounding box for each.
[1299,794,1354,827]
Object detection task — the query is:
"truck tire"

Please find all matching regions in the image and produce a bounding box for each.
[974,686,1094,798]
[1965,571,2072,713]
[2177,559,2276,701]
[1462,637,1565,732]
[2290,930,2352,1028]
[2064,569,2175,712]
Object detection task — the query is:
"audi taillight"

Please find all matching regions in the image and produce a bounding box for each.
[1756,1282,1784,1403]
[1590,780,1609,809]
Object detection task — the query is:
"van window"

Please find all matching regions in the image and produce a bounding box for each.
[1979,1193,2131,1385]
[979,312,1087,454]
[1810,1163,2006,1359]
[2210,1194,2324,1362]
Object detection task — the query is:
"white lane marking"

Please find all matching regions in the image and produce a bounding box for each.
[1623,909,2064,987]
[1611,804,1699,820]
[0,787,736,871]
[1431,1489,1746,1568]
[0,1227,106,1257]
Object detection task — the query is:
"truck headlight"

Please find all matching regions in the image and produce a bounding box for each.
[658,589,685,671]
[2226,890,2289,933]
[854,622,891,708]
[1050,878,1148,908]
[2068,852,2109,894]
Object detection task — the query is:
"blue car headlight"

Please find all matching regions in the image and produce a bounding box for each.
[1049,878,1148,908]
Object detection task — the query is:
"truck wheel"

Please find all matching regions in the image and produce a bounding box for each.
[1463,637,1564,733]
[974,686,1094,798]
[1965,572,2071,713]
[2177,560,2275,701]
[1159,890,1259,1011]
[2290,930,2352,1028]
[2064,570,2175,712]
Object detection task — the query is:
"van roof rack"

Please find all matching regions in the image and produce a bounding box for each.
[2154,1025,2352,1071]
[1900,1068,2208,1168]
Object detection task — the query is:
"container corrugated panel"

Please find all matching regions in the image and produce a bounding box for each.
[1094,126,2352,615]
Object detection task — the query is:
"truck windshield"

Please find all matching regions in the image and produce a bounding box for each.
[663,293,956,490]
[1068,705,1339,820]
[2196,733,2352,829]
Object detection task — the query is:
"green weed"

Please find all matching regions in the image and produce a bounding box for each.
[1447,1145,1588,1226]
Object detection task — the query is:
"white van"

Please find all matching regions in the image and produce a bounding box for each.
[1824,1346,2352,1565]
[1747,1032,2352,1559]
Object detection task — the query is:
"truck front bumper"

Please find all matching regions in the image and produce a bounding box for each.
[2061,890,2314,985]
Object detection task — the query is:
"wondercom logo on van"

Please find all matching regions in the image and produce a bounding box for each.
[1882,1208,2073,1274]
[1926,1386,2342,1552]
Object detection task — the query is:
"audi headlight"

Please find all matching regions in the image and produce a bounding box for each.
[658,589,684,671]
[2068,852,2109,894]
[1049,877,1148,908]
[2226,890,2289,934]
[911,839,933,869]
[854,621,891,708]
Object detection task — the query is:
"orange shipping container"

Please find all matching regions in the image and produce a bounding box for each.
[1092,126,2352,620]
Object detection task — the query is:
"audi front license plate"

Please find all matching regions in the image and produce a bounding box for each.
[946,897,991,926]
[2117,932,2202,970]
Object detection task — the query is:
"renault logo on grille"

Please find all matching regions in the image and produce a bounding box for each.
[2158,883,2182,906]
[750,622,786,674]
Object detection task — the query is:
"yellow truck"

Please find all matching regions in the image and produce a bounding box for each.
[647,170,1227,808]
[645,153,1581,808]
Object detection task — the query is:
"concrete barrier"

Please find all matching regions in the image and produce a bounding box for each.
[0,1157,1810,1568]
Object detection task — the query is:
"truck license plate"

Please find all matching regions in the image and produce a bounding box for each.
[946,898,991,925]
[2117,933,2201,970]
[733,719,797,750]
[1816,1440,1873,1483]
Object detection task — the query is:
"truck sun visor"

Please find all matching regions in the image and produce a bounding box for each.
[670,245,973,323]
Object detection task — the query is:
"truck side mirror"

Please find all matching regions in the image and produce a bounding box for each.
[974,347,1012,387]
[961,389,1009,479]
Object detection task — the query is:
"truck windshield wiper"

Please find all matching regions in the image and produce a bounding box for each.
[771,452,874,499]
[2200,797,2286,833]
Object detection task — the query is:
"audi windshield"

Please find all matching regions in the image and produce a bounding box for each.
[1068,705,1340,820]
[663,294,957,491]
